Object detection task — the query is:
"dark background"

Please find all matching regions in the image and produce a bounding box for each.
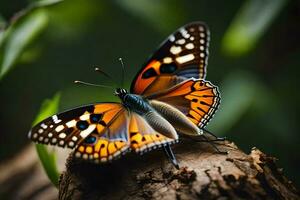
[1,0,299,188]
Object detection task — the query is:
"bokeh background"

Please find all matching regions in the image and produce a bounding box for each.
[0,0,299,198]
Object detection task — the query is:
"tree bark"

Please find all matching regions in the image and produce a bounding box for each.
[58,138,299,200]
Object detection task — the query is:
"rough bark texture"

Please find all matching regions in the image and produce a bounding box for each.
[58,139,299,200]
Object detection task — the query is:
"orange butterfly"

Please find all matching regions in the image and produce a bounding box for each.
[28,22,224,168]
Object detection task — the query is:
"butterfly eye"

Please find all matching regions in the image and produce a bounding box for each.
[90,114,102,123]
[76,120,89,130]
[160,64,177,74]
[142,68,157,79]
[84,135,97,144]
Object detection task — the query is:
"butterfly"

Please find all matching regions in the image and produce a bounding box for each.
[28,22,224,168]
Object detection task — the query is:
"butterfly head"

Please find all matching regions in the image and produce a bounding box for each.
[114,88,128,99]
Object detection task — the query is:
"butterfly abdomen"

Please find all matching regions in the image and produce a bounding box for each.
[150,100,202,136]
[143,111,178,140]
[123,94,178,140]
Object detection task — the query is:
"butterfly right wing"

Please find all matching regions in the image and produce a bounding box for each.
[131,22,210,96]
[146,78,220,129]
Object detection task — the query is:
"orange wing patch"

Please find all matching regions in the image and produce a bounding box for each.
[184,81,220,127]
[129,113,176,153]
[74,107,131,163]
[147,79,220,129]
[75,134,130,163]
[132,60,161,94]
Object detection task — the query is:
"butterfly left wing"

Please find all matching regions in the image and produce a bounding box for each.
[73,111,178,161]
[131,22,210,96]
[146,78,220,130]
[74,106,131,163]
[29,102,178,163]
[29,103,131,162]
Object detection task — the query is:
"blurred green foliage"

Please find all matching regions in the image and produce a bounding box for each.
[222,0,288,56]
[0,0,299,188]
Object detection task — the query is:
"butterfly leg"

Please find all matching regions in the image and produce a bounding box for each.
[163,144,180,169]
[203,128,226,141]
[201,134,228,154]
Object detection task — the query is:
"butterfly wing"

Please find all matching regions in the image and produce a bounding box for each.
[146,78,220,129]
[130,22,210,96]
[71,111,177,161]
[29,102,177,162]
[29,103,131,162]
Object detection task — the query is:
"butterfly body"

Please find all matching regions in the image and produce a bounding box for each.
[115,88,179,140]
[29,22,222,166]
[116,88,152,115]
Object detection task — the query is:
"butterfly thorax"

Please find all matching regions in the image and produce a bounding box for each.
[115,88,153,115]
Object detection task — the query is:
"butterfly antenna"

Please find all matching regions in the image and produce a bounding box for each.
[94,67,118,87]
[119,57,125,88]
[74,80,114,89]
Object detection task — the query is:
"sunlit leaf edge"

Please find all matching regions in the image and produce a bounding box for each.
[32,92,61,187]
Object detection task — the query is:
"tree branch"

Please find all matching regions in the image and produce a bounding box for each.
[59,139,299,200]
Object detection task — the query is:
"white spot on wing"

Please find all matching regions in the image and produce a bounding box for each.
[55,125,64,132]
[68,141,75,147]
[163,57,173,64]
[83,154,88,159]
[176,54,195,64]
[66,120,77,128]
[185,43,194,49]
[41,123,47,129]
[79,114,90,121]
[75,152,81,158]
[176,39,185,45]
[59,133,67,139]
[52,115,61,124]
[80,124,96,138]
[169,35,175,42]
[52,138,57,143]
[170,46,182,54]
[180,28,190,39]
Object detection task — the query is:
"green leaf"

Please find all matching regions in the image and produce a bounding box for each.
[32,92,61,187]
[221,0,288,56]
[0,10,48,78]
[207,71,259,134]
[0,15,6,46]
[0,0,63,79]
